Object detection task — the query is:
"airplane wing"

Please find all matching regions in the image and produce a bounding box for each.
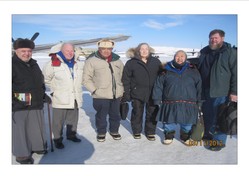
[33,35,130,53]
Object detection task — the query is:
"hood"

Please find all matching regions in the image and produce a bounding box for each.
[165,61,190,75]
[126,47,155,59]
[158,61,194,76]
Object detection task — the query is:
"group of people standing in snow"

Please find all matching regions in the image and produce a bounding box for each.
[12,29,237,164]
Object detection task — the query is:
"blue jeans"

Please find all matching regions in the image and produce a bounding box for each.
[163,123,192,133]
[202,93,228,145]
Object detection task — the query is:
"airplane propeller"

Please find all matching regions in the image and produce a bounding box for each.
[12,32,40,43]
[30,32,39,41]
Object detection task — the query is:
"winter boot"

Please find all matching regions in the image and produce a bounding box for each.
[66,125,81,142]
[163,131,175,145]
[133,134,141,139]
[67,132,81,142]
[97,134,106,142]
[180,130,192,146]
[110,133,122,140]
[146,134,156,141]
[54,137,64,149]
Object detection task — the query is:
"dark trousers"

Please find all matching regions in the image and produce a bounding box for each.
[131,99,158,135]
[93,98,121,135]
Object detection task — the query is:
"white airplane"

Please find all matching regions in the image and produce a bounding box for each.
[12,32,131,58]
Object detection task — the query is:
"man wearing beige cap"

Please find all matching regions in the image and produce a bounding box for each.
[83,39,124,142]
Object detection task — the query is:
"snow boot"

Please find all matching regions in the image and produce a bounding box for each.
[146,134,156,141]
[180,130,192,146]
[110,133,122,140]
[66,125,81,142]
[133,134,141,139]
[163,131,175,145]
[97,134,106,142]
[67,132,81,142]
[54,137,64,149]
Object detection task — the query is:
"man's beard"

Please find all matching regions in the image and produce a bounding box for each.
[209,42,223,50]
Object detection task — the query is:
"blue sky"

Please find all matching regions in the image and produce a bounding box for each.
[12,14,237,51]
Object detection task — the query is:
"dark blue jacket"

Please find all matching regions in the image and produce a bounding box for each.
[153,62,202,104]
[152,62,202,124]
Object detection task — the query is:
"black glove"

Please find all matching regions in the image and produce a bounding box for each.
[121,94,131,102]
[120,98,126,103]
[44,93,52,104]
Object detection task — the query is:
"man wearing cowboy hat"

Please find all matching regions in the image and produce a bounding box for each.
[83,39,124,142]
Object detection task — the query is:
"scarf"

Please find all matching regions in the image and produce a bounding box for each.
[57,51,75,78]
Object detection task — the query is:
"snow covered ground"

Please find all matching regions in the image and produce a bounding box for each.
[12,50,237,165]
[13,108,238,164]
[12,94,238,164]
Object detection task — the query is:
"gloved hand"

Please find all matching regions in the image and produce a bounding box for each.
[121,96,130,103]
[43,93,52,104]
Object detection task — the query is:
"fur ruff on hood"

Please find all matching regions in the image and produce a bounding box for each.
[126,47,155,59]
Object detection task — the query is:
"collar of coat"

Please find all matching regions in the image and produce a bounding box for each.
[13,53,37,66]
[49,52,77,67]
[165,61,189,75]
[57,51,75,68]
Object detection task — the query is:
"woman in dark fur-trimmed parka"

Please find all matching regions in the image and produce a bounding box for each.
[122,43,161,141]
[152,50,202,145]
